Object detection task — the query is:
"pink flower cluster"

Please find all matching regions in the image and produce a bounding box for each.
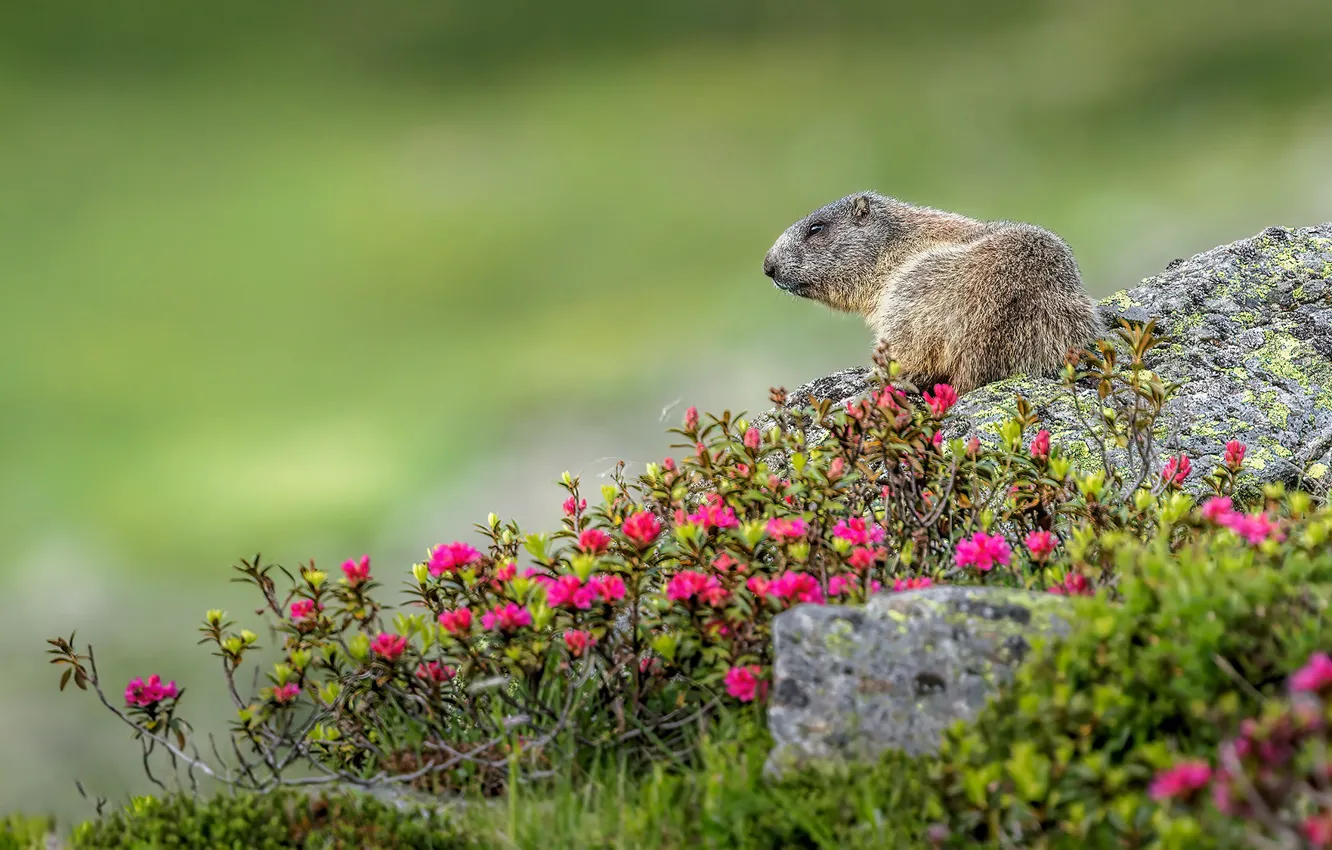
[543,573,626,609]
[892,577,933,592]
[744,427,761,450]
[428,541,482,577]
[833,517,885,546]
[666,570,728,606]
[1161,453,1192,487]
[125,674,178,708]
[1047,572,1091,596]
[481,603,532,632]
[438,607,473,634]
[923,383,958,417]
[562,496,586,516]
[1201,497,1285,545]
[290,598,320,622]
[272,682,300,704]
[1025,530,1057,561]
[954,532,1011,571]
[341,555,371,585]
[577,528,612,554]
[563,629,597,657]
[847,546,887,570]
[1224,440,1247,471]
[416,661,456,684]
[1029,429,1050,460]
[1148,759,1212,802]
[676,494,739,530]
[371,632,408,661]
[765,516,808,542]
[725,665,767,703]
[752,571,824,605]
[1291,652,1332,694]
[622,511,662,548]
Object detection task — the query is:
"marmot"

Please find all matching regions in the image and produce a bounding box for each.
[762,192,1102,395]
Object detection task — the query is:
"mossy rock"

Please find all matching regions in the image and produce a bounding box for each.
[765,586,1071,776]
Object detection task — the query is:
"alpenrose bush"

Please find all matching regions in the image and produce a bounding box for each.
[1149,652,1332,850]
[43,319,1293,801]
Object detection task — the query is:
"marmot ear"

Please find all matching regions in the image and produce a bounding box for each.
[852,195,871,220]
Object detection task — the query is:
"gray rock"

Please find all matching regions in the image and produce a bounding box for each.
[753,224,1332,499]
[765,586,1071,776]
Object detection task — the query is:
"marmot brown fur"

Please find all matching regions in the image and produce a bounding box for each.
[763,192,1102,395]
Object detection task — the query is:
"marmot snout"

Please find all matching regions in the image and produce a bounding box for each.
[763,192,1102,395]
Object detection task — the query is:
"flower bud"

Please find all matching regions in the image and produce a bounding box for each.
[347,633,370,662]
[272,663,293,685]
[240,629,258,645]
[601,484,618,505]
[412,562,430,585]
[304,570,327,590]
[561,471,573,486]
[205,609,225,626]
[487,512,500,529]
[289,649,312,670]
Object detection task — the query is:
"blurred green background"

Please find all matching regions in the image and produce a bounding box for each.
[3,0,1331,823]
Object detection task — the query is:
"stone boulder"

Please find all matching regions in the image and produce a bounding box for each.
[766,586,1071,776]
[753,224,1332,498]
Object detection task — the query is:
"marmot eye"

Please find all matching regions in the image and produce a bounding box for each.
[806,223,825,237]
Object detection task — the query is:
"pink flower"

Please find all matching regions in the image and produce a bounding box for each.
[966,436,981,456]
[930,431,944,447]
[765,516,808,542]
[562,496,586,516]
[588,574,627,602]
[272,682,301,704]
[1306,815,1332,849]
[923,384,958,417]
[735,463,750,476]
[481,603,532,632]
[572,584,597,609]
[744,427,761,449]
[746,575,770,597]
[954,532,1011,572]
[1202,496,1234,523]
[725,665,767,703]
[685,406,699,430]
[371,633,408,662]
[847,546,886,571]
[124,674,179,708]
[767,571,824,605]
[1024,530,1057,561]
[686,494,739,530]
[428,541,482,577]
[438,608,473,634]
[290,598,318,622]
[1147,760,1212,801]
[1047,573,1092,596]
[892,577,934,592]
[1029,430,1050,460]
[546,574,588,609]
[493,561,517,582]
[662,457,676,472]
[578,528,612,554]
[563,629,597,658]
[828,457,845,479]
[1224,440,1247,471]
[1161,453,1192,487]
[622,511,663,548]
[833,517,885,546]
[666,570,728,606]
[1223,511,1285,545]
[341,555,371,585]
[827,576,852,596]
[416,661,456,684]
[712,552,742,572]
[1291,652,1332,694]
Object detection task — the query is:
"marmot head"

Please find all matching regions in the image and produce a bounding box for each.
[762,192,901,314]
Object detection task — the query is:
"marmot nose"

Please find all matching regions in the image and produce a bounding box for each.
[763,253,777,278]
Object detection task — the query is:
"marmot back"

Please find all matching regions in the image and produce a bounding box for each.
[762,192,1102,395]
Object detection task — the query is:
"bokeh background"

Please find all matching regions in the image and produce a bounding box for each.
[4,0,1331,822]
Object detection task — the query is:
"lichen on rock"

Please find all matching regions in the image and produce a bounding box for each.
[753,224,1332,498]
[765,586,1071,776]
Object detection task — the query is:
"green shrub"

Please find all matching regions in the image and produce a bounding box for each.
[69,787,463,849]
[1,814,56,850]
[932,499,1332,847]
